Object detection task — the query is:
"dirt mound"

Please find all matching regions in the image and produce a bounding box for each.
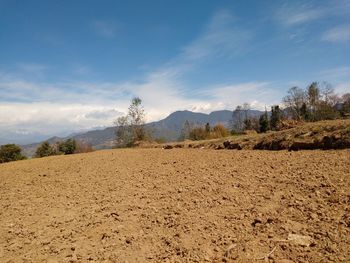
[161,119,350,151]
[0,149,349,262]
[253,120,350,151]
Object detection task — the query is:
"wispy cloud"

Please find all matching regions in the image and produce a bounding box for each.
[16,63,48,78]
[91,20,119,38]
[321,24,350,43]
[334,81,350,94]
[319,66,350,79]
[182,10,252,61]
[275,2,325,26]
[73,64,92,75]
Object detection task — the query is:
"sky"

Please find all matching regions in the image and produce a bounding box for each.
[0,0,350,144]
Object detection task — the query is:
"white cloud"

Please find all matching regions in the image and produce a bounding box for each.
[0,102,125,137]
[334,81,350,94]
[0,9,298,143]
[91,20,119,38]
[321,25,350,43]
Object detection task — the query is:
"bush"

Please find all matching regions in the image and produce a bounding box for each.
[189,127,207,140]
[0,144,26,163]
[212,124,229,138]
[188,123,229,140]
[58,139,76,154]
[35,141,56,158]
[74,141,93,153]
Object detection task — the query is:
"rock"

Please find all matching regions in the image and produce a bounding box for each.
[288,141,317,151]
[223,141,242,150]
[242,130,258,135]
[287,233,312,247]
[215,145,224,150]
[163,145,173,149]
[251,218,262,227]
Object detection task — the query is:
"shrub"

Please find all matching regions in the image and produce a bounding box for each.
[74,141,93,153]
[189,127,207,140]
[35,141,56,158]
[0,144,26,163]
[58,139,76,154]
[189,123,229,140]
[212,124,229,138]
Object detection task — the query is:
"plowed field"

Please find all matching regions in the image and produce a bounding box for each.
[1,149,349,262]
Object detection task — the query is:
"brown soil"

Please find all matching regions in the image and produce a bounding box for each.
[0,149,349,262]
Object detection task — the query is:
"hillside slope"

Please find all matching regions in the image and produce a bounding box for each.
[20,109,263,156]
[160,119,350,151]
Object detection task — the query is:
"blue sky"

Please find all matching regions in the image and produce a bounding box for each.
[0,0,350,143]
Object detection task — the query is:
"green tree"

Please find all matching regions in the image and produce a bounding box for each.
[35,141,56,158]
[259,111,269,133]
[58,139,76,154]
[0,144,26,163]
[270,105,282,130]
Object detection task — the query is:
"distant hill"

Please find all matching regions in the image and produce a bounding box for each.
[21,109,263,156]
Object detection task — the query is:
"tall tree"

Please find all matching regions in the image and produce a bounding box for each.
[179,120,192,141]
[259,110,269,133]
[232,105,244,132]
[270,105,282,130]
[307,82,320,121]
[115,97,146,147]
[283,86,306,120]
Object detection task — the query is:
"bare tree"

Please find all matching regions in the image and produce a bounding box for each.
[232,105,244,132]
[115,97,146,147]
[283,86,306,120]
[307,82,320,121]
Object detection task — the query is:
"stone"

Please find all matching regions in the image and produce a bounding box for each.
[287,233,312,247]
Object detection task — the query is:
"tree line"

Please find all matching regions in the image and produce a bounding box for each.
[231,82,350,134]
[115,81,349,145]
[0,139,93,164]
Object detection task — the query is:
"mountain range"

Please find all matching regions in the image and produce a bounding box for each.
[20,109,264,156]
